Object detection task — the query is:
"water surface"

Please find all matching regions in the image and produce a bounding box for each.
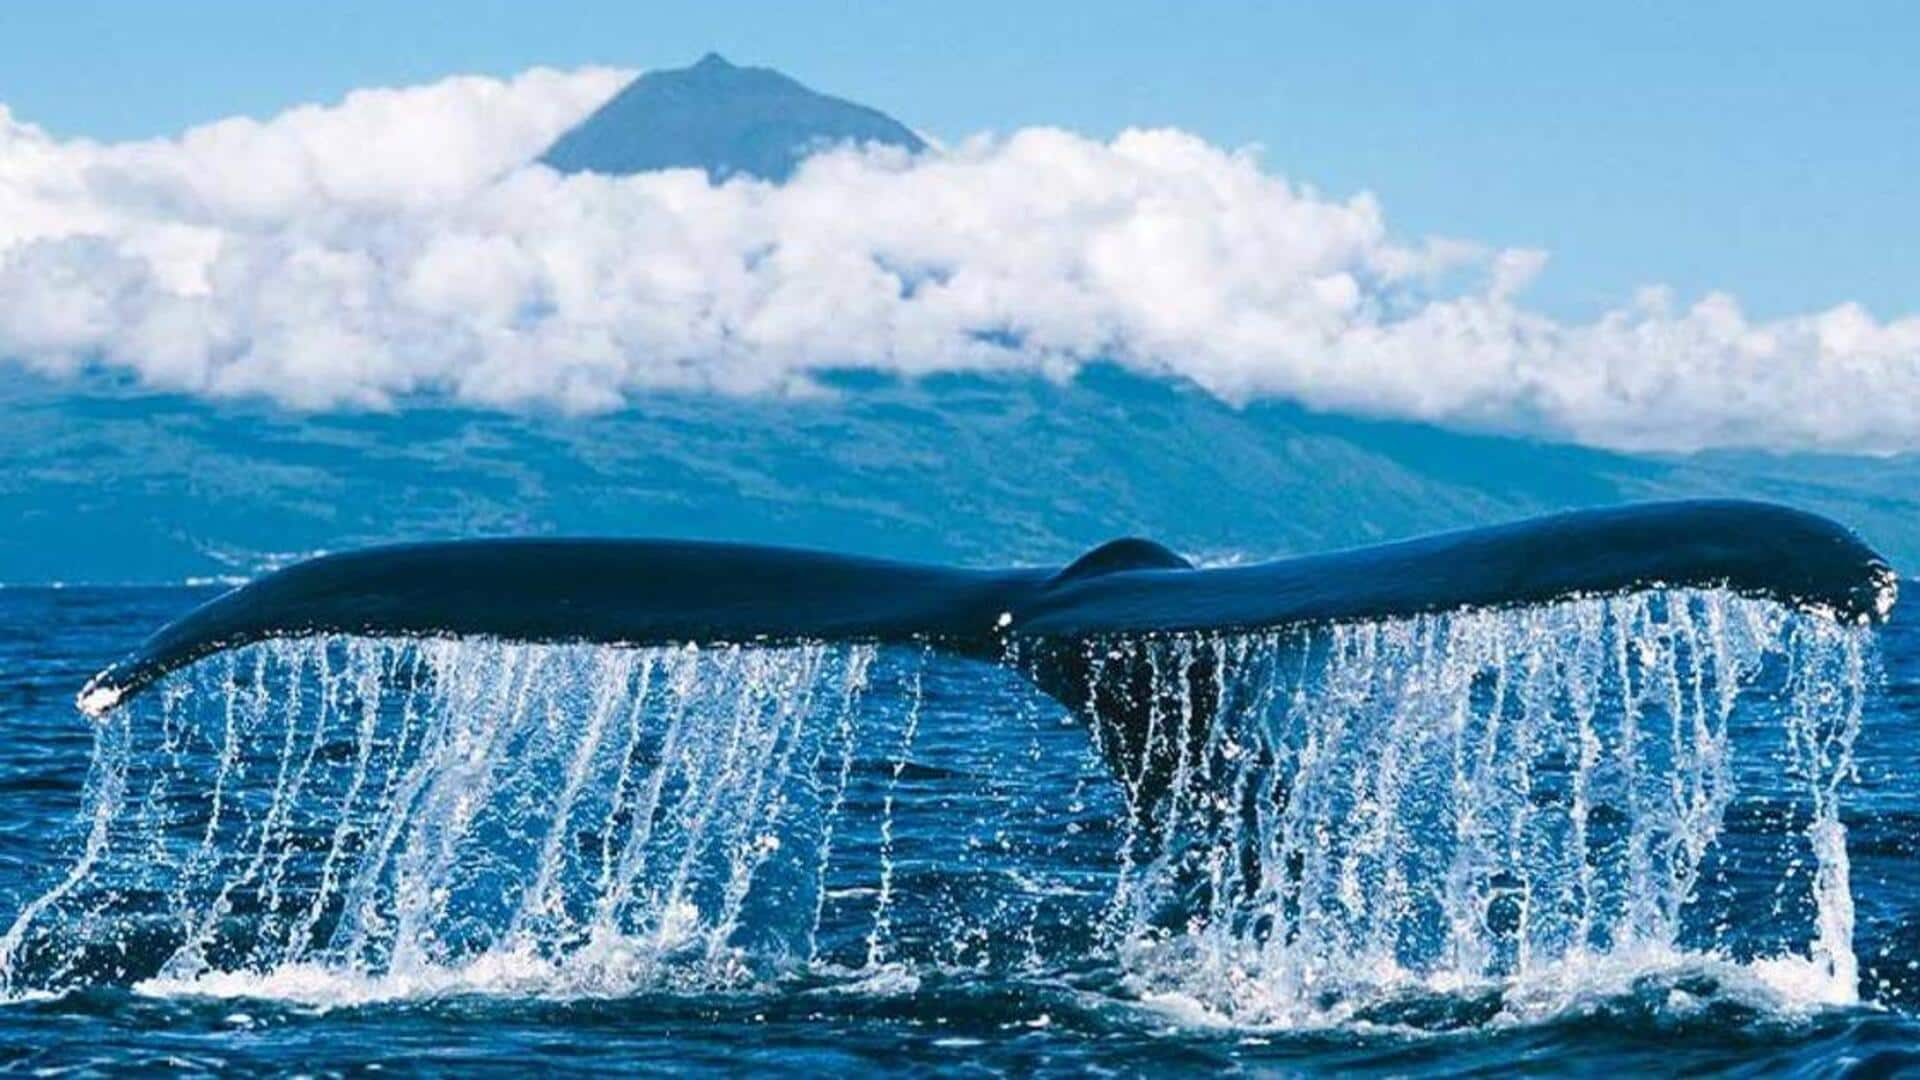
[0,585,1916,1074]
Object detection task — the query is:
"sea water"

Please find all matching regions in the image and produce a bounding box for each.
[0,585,1915,1073]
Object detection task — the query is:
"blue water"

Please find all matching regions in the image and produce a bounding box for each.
[2,584,1919,1074]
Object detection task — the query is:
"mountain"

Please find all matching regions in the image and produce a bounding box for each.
[4,366,1916,584]
[539,53,926,181]
[7,61,1915,584]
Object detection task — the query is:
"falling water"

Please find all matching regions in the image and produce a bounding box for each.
[0,591,1877,1026]
[1093,592,1873,1024]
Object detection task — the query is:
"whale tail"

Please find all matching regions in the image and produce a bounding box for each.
[76,500,1897,813]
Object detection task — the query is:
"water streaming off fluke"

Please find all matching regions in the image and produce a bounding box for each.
[1,591,1876,1027]
[1085,593,1870,1024]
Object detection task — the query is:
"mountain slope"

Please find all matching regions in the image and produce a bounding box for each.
[3,367,1915,584]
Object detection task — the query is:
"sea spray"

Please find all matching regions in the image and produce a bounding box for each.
[0,591,1876,1027]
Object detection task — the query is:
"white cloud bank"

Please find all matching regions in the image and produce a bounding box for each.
[2,67,1918,452]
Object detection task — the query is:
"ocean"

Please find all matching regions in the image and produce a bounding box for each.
[0,581,1918,1075]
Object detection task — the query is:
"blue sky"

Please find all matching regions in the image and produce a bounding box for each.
[1,0,1913,322]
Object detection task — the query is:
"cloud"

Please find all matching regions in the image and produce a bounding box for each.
[2,68,1918,452]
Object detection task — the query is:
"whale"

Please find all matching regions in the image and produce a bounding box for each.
[76,499,1898,813]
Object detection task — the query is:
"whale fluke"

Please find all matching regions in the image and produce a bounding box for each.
[77,500,1898,798]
